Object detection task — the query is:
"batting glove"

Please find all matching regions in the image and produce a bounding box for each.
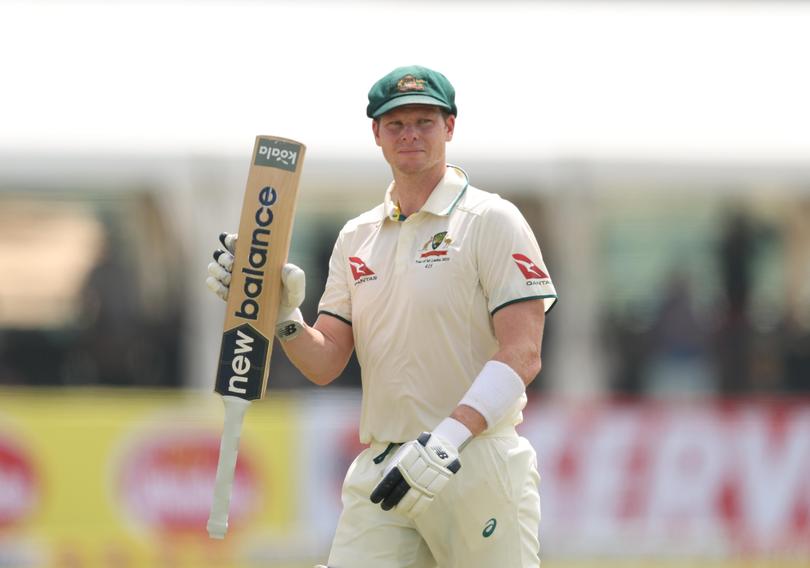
[370,419,470,518]
[206,232,306,341]
[275,263,306,341]
[206,232,238,301]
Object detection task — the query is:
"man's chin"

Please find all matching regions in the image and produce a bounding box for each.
[394,163,419,174]
[394,156,430,174]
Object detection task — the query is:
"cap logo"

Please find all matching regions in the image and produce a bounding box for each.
[396,75,426,92]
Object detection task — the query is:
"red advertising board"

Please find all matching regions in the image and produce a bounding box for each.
[519,399,810,557]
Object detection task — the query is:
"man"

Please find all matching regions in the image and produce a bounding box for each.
[207,65,557,567]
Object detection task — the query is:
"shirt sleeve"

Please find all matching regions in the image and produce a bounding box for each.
[476,198,558,315]
[317,230,352,325]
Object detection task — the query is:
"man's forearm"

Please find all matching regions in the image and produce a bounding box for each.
[279,317,353,385]
[492,345,541,386]
[450,404,487,437]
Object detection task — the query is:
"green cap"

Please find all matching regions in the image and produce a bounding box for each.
[366,65,457,118]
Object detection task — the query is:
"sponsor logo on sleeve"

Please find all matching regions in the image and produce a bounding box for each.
[349,257,377,285]
[512,253,551,286]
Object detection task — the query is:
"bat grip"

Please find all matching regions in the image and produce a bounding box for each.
[207,395,252,539]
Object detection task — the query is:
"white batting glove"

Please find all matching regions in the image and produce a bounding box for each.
[275,263,306,341]
[206,232,238,301]
[205,232,306,341]
[370,418,471,518]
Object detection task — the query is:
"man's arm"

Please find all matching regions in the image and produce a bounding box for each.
[450,298,545,436]
[369,298,547,516]
[207,232,354,386]
[279,314,354,386]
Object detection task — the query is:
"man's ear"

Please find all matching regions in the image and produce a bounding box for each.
[372,119,382,147]
[445,115,455,142]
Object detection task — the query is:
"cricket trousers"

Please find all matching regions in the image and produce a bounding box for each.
[327,428,541,568]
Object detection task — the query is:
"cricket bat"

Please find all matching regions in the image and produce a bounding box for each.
[207,135,305,539]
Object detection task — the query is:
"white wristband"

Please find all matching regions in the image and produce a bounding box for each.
[458,360,526,429]
[432,417,473,450]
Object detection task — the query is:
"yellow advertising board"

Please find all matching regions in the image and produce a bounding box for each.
[0,388,298,568]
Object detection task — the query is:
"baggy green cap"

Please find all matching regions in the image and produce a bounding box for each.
[366,65,457,118]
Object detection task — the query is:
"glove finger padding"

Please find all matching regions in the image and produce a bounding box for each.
[396,480,430,518]
[213,249,234,272]
[370,432,460,519]
[206,276,230,301]
[207,260,232,285]
[280,263,306,310]
[205,232,237,302]
[374,469,410,511]
[219,232,237,255]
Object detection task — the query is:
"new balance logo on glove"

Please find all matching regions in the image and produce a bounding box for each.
[370,431,462,519]
[433,446,449,460]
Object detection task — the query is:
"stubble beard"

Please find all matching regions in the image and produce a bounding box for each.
[391,149,445,178]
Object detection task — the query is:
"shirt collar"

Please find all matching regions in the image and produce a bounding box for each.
[383,165,469,222]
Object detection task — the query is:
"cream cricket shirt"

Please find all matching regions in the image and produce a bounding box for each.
[318,166,557,444]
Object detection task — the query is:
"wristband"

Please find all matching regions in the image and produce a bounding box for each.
[458,360,526,429]
[432,417,473,450]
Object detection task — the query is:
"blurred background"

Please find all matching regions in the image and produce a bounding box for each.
[1,1,809,567]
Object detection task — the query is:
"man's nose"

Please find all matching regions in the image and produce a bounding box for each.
[400,124,418,140]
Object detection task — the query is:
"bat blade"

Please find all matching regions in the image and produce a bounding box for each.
[207,135,305,539]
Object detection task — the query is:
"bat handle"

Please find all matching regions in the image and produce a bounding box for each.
[207,395,252,539]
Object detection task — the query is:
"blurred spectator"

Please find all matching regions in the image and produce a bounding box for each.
[781,199,810,392]
[645,269,712,396]
[67,212,185,388]
[782,318,810,392]
[74,227,141,385]
[714,209,755,394]
[603,203,810,397]
[604,305,650,395]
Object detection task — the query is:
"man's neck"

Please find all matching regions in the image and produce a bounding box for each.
[391,162,447,217]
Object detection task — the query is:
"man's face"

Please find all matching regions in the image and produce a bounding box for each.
[372,105,455,176]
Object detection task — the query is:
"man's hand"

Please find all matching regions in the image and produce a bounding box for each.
[370,431,462,519]
[206,233,238,301]
[206,232,306,340]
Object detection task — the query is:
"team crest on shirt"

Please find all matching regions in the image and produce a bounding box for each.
[416,232,453,268]
[349,256,377,285]
[512,253,551,286]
